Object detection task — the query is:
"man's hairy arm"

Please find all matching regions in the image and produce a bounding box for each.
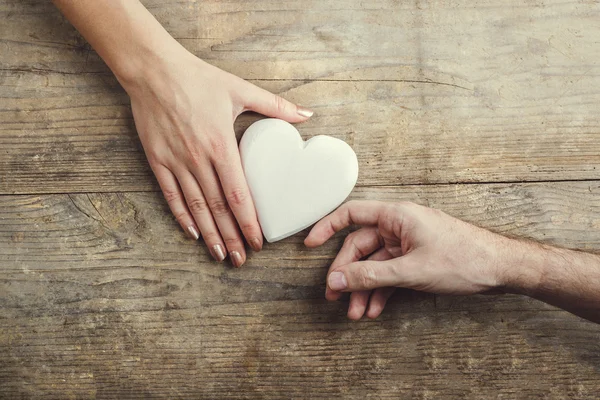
[505,241,600,322]
[305,200,600,323]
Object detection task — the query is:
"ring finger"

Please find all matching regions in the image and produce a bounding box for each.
[192,162,247,268]
[176,169,227,262]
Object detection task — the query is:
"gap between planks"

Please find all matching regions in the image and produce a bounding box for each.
[0,67,470,89]
[1,178,598,197]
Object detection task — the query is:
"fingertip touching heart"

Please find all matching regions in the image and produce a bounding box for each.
[240,118,359,242]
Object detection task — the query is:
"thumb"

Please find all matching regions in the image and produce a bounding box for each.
[243,83,313,123]
[328,256,417,292]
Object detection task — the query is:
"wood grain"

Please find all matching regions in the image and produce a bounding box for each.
[2,182,600,397]
[2,0,600,193]
[2,302,599,399]
[2,0,600,397]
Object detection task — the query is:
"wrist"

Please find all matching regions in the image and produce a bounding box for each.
[57,0,195,92]
[113,42,194,93]
[496,237,547,296]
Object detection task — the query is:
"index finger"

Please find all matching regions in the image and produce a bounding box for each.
[305,200,389,248]
[325,227,382,301]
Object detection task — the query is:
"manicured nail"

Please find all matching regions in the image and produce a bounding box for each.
[249,237,262,252]
[211,244,226,262]
[187,226,200,240]
[230,251,244,268]
[297,106,314,118]
[329,272,347,291]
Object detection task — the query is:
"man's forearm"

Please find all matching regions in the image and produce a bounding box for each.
[502,239,600,322]
[53,0,186,87]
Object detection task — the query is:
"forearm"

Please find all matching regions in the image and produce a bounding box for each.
[501,239,600,323]
[53,0,189,87]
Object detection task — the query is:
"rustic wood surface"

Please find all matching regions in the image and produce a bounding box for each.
[1,0,600,398]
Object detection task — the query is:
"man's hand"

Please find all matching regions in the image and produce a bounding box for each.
[305,201,513,320]
[307,200,600,324]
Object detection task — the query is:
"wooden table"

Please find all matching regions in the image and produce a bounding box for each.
[2,1,600,398]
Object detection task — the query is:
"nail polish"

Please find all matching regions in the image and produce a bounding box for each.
[230,251,244,268]
[297,106,314,118]
[211,244,226,262]
[187,226,200,240]
[249,237,262,252]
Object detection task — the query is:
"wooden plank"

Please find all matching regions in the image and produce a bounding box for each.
[4,1,600,81]
[2,181,600,271]
[1,302,599,398]
[3,1,600,397]
[2,0,600,193]
[1,73,600,193]
[2,182,600,396]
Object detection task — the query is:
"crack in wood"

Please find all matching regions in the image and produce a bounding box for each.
[66,193,94,221]
[0,67,472,89]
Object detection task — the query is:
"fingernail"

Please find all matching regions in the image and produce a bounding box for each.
[230,251,244,268]
[211,244,226,262]
[329,272,347,291]
[297,106,314,118]
[249,237,262,252]
[187,226,200,240]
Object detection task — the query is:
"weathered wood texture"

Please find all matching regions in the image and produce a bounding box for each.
[2,0,600,398]
[3,183,600,398]
[1,0,600,193]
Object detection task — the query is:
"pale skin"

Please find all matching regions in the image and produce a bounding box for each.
[53,2,600,323]
[305,201,600,323]
[52,0,313,267]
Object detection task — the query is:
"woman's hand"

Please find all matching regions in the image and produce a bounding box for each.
[305,201,510,319]
[53,0,313,267]
[125,51,313,266]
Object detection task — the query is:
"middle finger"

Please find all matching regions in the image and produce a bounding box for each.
[191,160,247,267]
[176,169,227,262]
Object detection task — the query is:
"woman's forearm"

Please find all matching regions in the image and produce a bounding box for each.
[504,240,600,322]
[53,0,312,265]
[53,0,187,87]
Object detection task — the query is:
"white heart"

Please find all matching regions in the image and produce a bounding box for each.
[240,118,359,243]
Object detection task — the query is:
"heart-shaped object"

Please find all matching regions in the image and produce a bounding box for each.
[240,118,359,242]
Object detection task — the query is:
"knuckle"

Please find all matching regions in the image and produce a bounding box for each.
[346,200,359,208]
[343,233,354,245]
[186,148,204,168]
[210,138,229,157]
[239,222,261,238]
[202,231,221,244]
[187,197,209,215]
[163,188,181,204]
[146,151,162,166]
[208,198,230,216]
[344,234,365,259]
[385,204,401,220]
[389,202,412,218]
[223,237,243,248]
[351,242,366,260]
[239,221,258,233]
[357,264,378,288]
[339,201,354,216]
[173,211,189,225]
[274,95,288,114]
[396,201,419,214]
[226,188,248,207]
[396,201,412,210]
[326,219,338,236]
